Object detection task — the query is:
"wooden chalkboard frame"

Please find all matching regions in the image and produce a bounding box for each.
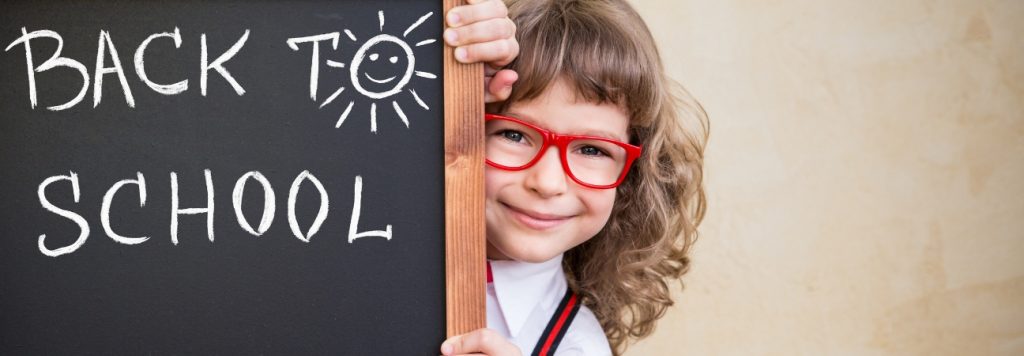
[442,0,486,337]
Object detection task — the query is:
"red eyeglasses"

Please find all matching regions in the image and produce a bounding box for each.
[484,114,642,189]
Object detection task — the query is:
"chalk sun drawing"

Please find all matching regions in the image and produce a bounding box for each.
[290,11,437,133]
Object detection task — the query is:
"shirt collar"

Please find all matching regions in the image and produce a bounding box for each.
[488,254,567,338]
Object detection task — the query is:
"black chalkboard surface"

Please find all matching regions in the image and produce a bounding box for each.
[0,1,450,354]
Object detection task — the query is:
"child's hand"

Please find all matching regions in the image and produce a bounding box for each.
[440,328,522,356]
[445,0,520,103]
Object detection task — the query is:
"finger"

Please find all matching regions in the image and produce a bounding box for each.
[454,38,519,66]
[440,329,519,356]
[485,88,511,104]
[485,69,518,103]
[440,333,464,356]
[443,17,515,47]
[490,69,518,90]
[446,0,508,28]
[440,334,462,356]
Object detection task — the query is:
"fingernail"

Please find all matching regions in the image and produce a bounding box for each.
[440,343,452,355]
[455,47,468,62]
[447,12,461,26]
[444,29,458,44]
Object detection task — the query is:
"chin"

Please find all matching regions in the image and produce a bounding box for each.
[486,228,572,263]
[513,254,557,264]
[500,243,562,264]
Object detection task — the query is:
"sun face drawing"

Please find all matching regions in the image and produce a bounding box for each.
[318,11,437,133]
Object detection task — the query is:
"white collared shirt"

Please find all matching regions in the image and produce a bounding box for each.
[487,254,612,355]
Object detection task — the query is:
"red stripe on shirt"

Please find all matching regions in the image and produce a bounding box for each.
[537,293,578,356]
[486,261,493,283]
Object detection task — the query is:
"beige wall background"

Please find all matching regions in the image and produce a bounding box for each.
[624,0,1024,355]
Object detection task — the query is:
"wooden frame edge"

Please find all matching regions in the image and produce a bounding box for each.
[443,0,486,338]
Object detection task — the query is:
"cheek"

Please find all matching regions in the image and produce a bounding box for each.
[582,189,617,225]
[484,168,498,199]
[484,167,515,199]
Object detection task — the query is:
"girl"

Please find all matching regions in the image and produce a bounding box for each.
[443,0,709,355]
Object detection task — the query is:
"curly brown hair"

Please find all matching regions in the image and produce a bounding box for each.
[488,0,709,354]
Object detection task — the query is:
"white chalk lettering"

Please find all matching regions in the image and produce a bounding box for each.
[232,171,276,236]
[93,30,135,108]
[288,171,329,243]
[201,30,249,96]
[4,28,90,111]
[32,170,394,256]
[170,169,215,245]
[286,33,340,101]
[100,172,149,245]
[37,172,90,257]
[348,175,392,243]
[134,27,188,95]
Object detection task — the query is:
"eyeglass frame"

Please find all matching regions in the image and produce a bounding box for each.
[484,113,643,189]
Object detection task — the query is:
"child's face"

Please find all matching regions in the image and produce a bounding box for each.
[485,79,629,263]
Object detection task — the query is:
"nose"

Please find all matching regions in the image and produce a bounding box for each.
[523,146,568,198]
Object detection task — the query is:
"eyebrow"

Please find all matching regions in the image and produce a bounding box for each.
[503,112,628,142]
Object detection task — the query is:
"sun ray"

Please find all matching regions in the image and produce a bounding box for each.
[393,101,409,128]
[378,11,385,32]
[336,101,354,128]
[326,60,345,68]
[344,29,357,42]
[409,89,429,110]
[415,39,436,47]
[415,71,437,79]
[370,102,378,133]
[320,87,345,109]
[403,12,434,38]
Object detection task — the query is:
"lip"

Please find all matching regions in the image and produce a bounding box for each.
[364,73,396,84]
[501,202,573,230]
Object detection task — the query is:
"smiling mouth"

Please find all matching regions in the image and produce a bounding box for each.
[501,202,573,230]
[364,73,397,84]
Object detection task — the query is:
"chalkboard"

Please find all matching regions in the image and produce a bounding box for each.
[0,0,486,354]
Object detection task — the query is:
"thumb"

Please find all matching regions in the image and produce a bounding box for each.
[485,69,518,103]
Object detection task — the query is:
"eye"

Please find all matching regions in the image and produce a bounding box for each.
[369,53,379,61]
[389,56,398,64]
[499,130,526,143]
[578,145,609,157]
